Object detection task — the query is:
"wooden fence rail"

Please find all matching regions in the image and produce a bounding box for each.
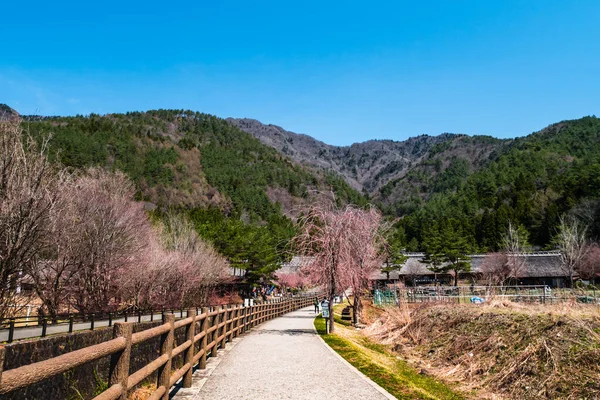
[0,296,317,399]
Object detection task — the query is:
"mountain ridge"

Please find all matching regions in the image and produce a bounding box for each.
[5,102,600,251]
[227,117,510,196]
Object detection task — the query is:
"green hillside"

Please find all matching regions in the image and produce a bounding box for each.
[393,116,600,251]
[22,110,365,218]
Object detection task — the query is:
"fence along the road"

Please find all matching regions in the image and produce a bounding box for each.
[0,295,316,399]
[1,308,193,343]
[373,285,600,305]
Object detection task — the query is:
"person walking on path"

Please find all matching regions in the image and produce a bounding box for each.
[313,299,319,313]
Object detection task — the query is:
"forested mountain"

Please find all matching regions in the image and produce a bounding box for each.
[228,118,478,194]
[19,109,364,218]
[7,103,600,255]
[0,103,18,119]
[231,116,600,251]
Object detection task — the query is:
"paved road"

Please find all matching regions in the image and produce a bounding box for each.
[193,306,390,400]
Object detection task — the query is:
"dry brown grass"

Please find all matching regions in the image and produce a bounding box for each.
[365,301,600,399]
[129,384,156,400]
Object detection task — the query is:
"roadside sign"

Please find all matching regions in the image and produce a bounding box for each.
[321,300,330,318]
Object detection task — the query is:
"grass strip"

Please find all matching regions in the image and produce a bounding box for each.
[314,315,464,400]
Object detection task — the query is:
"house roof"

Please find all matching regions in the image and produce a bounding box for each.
[371,253,566,280]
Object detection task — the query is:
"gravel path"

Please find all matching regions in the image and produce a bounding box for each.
[192,306,390,400]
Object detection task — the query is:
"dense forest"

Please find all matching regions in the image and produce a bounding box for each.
[9,104,600,266]
[387,117,600,252]
[232,114,600,254]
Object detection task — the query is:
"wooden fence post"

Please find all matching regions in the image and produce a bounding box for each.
[258,303,262,325]
[219,306,226,352]
[242,306,247,333]
[233,306,239,338]
[183,308,196,388]
[233,305,237,337]
[109,322,133,400]
[158,314,174,400]
[253,303,257,328]
[0,345,5,387]
[231,305,236,339]
[200,307,209,369]
[212,307,220,358]
[226,305,231,341]
[226,305,232,343]
[248,304,253,329]
[237,305,242,336]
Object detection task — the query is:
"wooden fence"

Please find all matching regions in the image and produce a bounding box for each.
[0,296,316,399]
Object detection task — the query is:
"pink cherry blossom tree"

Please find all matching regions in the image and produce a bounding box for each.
[345,206,384,324]
[294,203,385,331]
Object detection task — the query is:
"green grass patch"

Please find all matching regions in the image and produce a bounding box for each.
[314,316,464,400]
[331,301,352,326]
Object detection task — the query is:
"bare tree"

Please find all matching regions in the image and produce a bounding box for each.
[554,216,589,288]
[479,252,510,286]
[502,221,529,285]
[403,261,423,287]
[27,178,80,320]
[579,243,600,285]
[118,233,172,310]
[65,169,153,313]
[159,213,229,308]
[0,118,61,318]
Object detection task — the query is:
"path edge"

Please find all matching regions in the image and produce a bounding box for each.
[311,313,396,400]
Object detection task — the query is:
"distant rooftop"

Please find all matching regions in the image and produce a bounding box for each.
[281,252,565,280]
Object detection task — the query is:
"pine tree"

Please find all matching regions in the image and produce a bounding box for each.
[440,224,472,286]
[421,222,449,285]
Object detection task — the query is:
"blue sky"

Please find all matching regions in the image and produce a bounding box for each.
[1,1,599,145]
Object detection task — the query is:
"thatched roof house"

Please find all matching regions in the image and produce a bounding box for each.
[371,252,568,287]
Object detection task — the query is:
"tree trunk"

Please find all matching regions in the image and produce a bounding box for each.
[328,296,335,333]
[329,266,336,333]
[569,273,574,288]
[352,295,362,325]
[454,270,458,286]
